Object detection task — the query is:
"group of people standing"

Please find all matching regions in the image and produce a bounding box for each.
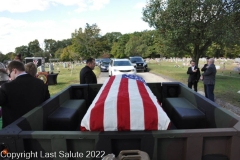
[0,54,50,128]
[187,58,217,102]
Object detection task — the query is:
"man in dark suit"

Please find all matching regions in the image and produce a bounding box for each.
[0,61,50,128]
[80,58,97,106]
[202,58,217,102]
[201,57,210,98]
[187,60,201,92]
[80,58,97,84]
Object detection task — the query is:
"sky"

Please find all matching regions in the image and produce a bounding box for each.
[0,0,152,54]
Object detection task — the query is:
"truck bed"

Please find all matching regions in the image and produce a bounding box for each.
[1,82,240,160]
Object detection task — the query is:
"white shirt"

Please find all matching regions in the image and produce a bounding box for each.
[16,72,27,78]
[191,66,195,71]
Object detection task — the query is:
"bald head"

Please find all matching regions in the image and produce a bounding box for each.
[208,58,214,65]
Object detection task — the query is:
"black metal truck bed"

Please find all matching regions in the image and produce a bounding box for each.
[0,82,240,160]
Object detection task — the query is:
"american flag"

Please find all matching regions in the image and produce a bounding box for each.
[80,74,170,131]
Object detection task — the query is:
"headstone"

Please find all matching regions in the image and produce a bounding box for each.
[216,65,220,70]
[49,63,54,73]
[39,65,45,72]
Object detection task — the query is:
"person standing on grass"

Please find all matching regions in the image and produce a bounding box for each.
[80,58,97,106]
[79,58,97,84]
[187,60,201,92]
[201,57,210,98]
[202,58,217,102]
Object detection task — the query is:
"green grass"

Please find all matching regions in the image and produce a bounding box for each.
[47,64,100,96]
[148,60,240,107]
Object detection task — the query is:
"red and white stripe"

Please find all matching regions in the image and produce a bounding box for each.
[80,75,170,131]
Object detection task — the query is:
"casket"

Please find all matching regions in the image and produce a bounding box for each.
[80,74,170,131]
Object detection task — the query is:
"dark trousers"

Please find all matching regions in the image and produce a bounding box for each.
[188,81,198,92]
[204,84,208,98]
[206,84,215,102]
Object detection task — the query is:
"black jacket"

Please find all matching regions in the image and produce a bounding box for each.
[0,74,50,127]
[202,64,217,85]
[187,66,201,83]
[201,64,208,72]
[80,66,97,84]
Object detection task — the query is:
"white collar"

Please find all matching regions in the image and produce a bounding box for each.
[16,72,27,78]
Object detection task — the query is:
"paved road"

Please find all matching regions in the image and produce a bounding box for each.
[97,71,171,84]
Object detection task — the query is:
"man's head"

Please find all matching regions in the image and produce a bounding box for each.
[25,62,37,77]
[14,53,22,62]
[7,61,25,80]
[208,58,214,65]
[190,60,196,67]
[206,57,210,63]
[86,58,96,70]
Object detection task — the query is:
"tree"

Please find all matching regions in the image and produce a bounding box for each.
[15,45,30,57]
[56,39,72,49]
[103,32,122,51]
[60,45,79,61]
[95,36,111,57]
[4,52,15,60]
[44,39,58,57]
[55,48,63,59]
[143,0,240,65]
[110,34,130,58]
[125,32,148,57]
[60,47,71,61]
[146,30,167,58]
[28,39,42,56]
[223,44,240,58]
[72,23,101,58]
[0,52,6,62]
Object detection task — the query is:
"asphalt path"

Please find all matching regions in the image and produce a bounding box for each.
[97,71,171,84]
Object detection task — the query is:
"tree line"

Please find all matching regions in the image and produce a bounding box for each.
[0,0,239,64]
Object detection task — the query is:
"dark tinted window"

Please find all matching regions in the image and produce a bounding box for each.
[113,61,132,66]
[101,58,111,63]
[102,62,109,65]
[130,57,143,63]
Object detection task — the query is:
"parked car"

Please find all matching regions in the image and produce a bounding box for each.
[108,59,136,76]
[129,56,148,72]
[100,61,110,72]
[95,59,100,66]
[100,58,111,64]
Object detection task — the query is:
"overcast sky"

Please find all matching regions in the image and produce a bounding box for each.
[0,0,152,54]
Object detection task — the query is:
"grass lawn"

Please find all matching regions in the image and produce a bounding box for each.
[148,60,240,107]
[48,64,101,96]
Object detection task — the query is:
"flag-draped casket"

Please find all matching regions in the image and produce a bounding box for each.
[80,74,170,131]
